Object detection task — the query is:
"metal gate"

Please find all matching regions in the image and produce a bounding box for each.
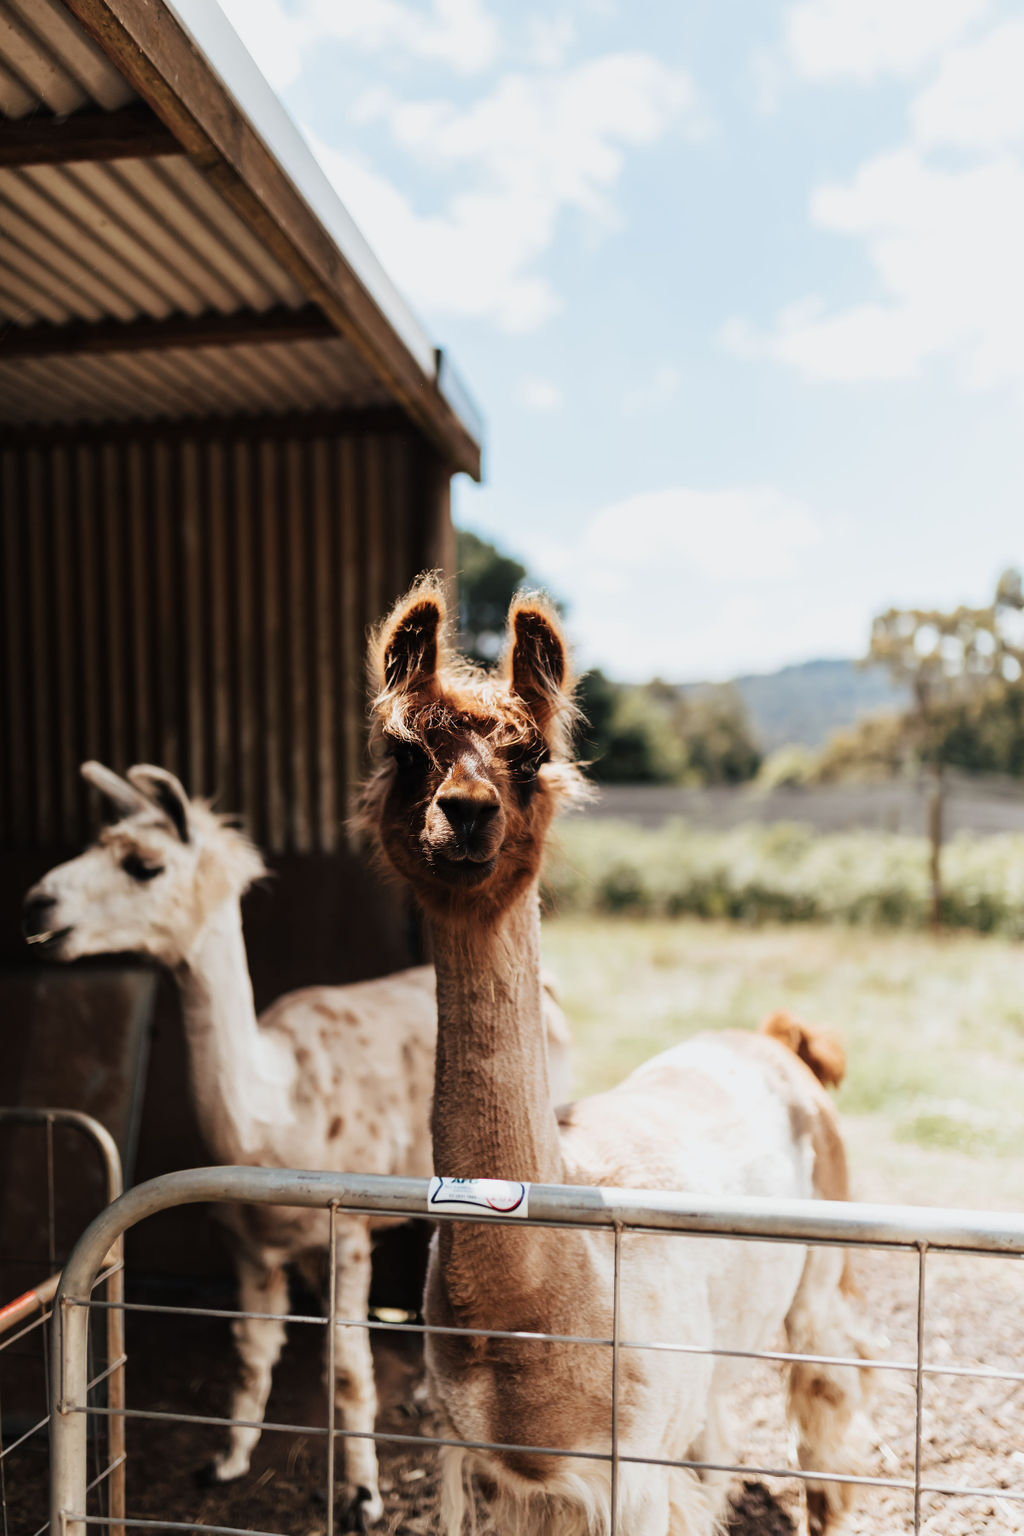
[48,1166,1024,1535]
[0,1109,124,1536]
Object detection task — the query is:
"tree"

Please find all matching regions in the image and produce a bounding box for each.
[681,685,762,785]
[864,569,1024,925]
[756,743,817,791]
[576,673,761,786]
[938,685,1024,777]
[813,712,907,784]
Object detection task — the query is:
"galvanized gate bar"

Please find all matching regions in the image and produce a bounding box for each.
[49,1164,1024,1536]
[49,1162,1024,1257]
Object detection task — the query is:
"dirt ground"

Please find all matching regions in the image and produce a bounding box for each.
[4,1131,1024,1536]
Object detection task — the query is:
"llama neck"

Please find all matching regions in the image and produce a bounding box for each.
[428,881,565,1315]
[175,903,296,1160]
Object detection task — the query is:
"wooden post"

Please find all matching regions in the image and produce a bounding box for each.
[927,761,945,929]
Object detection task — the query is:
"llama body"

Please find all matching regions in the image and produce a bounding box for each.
[23,762,570,1530]
[362,581,870,1536]
[429,1028,852,1536]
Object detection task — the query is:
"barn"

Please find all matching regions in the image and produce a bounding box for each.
[0,0,482,1271]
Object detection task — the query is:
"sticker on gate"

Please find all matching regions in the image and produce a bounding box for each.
[427,1177,530,1217]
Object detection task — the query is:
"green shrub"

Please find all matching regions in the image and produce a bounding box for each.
[755,744,817,790]
[542,818,1024,936]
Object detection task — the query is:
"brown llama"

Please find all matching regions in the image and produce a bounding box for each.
[359,578,872,1536]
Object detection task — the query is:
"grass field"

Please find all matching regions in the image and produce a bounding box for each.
[542,914,1024,1206]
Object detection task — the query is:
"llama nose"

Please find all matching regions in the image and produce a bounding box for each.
[437,794,499,852]
[22,891,57,940]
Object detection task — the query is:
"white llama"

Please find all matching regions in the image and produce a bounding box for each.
[23,761,572,1531]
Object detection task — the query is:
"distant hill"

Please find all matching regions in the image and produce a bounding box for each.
[721,658,909,752]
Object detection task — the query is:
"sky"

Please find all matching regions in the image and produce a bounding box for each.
[217,0,1024,683]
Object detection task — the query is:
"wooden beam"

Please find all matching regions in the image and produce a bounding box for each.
[0,406,410,449]
[0,305,335,358]
[58,0,482,479]
[0,105,182,167]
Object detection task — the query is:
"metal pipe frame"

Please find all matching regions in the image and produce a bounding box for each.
[0,1109,124,1536]
[50,1165,1024,1536]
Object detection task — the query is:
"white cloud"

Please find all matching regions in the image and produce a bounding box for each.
[218,0,499,85]
[911,19,1024,149]
[218,0,698,334]
[782,0,990,83]
[622,364,680,414]
[723,295,929,382]
[724,141,1024,390]
[303,0,499,75]
[380,54,698,214]
[728,12,1024,394]
[308,54,698,332]
[524,487,846,681]
[519,376,564,411]
[569,588,867,683]
[525,15,576,70]
[584,486,821,584]
[308,134,561,331]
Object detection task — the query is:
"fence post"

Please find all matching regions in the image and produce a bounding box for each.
[0,1108,125,1536]
[50,1288,92,1536]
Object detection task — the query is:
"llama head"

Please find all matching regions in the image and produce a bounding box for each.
[360,576,586,920]
[22,763,266,966]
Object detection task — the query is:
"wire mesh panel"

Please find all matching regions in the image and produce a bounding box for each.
[49,1167,1024,1536]
[0,1110,124,1536]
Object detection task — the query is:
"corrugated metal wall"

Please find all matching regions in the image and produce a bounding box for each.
[0,414,448,853]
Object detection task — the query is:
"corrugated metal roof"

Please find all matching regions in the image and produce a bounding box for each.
[0,0,134,116]
[0,336,390,422]
[0,0,482,467]
[0,156,305,327]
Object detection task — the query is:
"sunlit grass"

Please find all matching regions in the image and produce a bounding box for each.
[542,915,1024,1183]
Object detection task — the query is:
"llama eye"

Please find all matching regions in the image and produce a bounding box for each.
[512,747,548,804]
[389,740,428,774]
[121,853,164,883]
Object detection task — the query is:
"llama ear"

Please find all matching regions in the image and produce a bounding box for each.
[507,597,569,730]
[126,765,192,844]
[80,761,148,820]
[379,588,444,693]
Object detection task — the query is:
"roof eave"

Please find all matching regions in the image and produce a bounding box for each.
[58,0,482,479]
